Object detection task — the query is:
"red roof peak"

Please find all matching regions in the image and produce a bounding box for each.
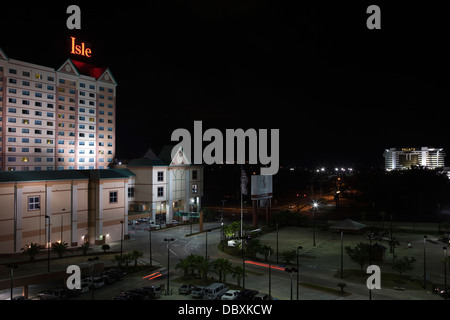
[71,59,107,80]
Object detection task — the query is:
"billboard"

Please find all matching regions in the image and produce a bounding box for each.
[251,175,273,200]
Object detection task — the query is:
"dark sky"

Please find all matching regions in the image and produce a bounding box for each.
[2,1,448,168]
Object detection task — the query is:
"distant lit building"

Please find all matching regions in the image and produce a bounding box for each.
[0,47,117,172]
[383,147,446,171]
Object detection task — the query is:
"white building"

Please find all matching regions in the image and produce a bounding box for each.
[383,147,446,171]
[126,146,203,225]
[0,47,117,172]
[0,168,135,253]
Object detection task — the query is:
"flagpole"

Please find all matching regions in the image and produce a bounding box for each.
[241,187,245,289]
[240,167,248,290]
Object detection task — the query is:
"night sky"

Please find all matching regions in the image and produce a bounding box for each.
[2,1,448,169]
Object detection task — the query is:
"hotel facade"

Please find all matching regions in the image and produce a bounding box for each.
[0,169,135,254]
[0,146,203,254]
[0,47,117,172]
[383,147,446,171]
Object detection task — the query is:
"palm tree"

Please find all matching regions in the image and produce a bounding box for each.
[21,243,41,261]
[232,265,246,288]
[280,250,296,265]
[259,244,272,262]
[176,257,191,277]
[123,252,132,269]
[246,239,261,259]
[186,254,204,277]
[81,242,91,255]
[130,250,144,267]
[213,258,233,282]
[52,241,68,258]
[101,244,111,253]
[197,257,213,281]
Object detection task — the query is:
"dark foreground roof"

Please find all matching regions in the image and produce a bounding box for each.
[0,169,135,183]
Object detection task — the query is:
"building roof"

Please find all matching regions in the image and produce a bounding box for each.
[0,169,134,183]
[71,60,107,79]
[127,158,167,167]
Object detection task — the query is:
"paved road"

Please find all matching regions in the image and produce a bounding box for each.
[0,220,446,300]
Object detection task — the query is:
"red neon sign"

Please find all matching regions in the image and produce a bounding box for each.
[70,37,92,58]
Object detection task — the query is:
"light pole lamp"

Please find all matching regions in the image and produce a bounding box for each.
[424,235,427,289]
[284,267,298,300]
[296,245,302,300]
[61,208,65,243]
[164,238,174,295]
[7,264,18,300]
[120,221,124,269]
[444,247,448,300]
[45,215,50,273]
[312,202,318,247]
[88,257,99,300]
[205,229,211,260]
[340,229,344,279]
[148,211,153,267]
[268,249,272,299]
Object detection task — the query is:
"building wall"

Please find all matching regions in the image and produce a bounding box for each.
[0,53,116,172]
[384,147,446,171]
[0,174,131,254]
[127,163,203,224]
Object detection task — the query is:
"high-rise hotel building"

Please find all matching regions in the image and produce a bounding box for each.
[0,47,117,171]
[383,147,446,171]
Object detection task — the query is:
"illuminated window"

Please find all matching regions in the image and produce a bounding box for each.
[28,196,40,210]
[109,191,118,203]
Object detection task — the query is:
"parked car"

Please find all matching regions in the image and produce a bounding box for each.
[191,286,205,299]
[221,289,239,300]
[82,277,105,288]
[113,290,144,300]
[253,292,272,300]
[141,285,161,299]
[179,284,195,295]
[38,288,68,300]
[79,283,90,294]
[237,289,258,300]
[203,283,229,300]
[104,269,126,280]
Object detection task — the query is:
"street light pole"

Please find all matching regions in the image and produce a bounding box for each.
[61,208,65,243]
[205,229,211,260]
[284,267,298,300]
[340,229,344,279]
[7,264,18,300]
[45,215,50,273]
[88,257,99,300]
[268,249,271,299]
[120,221,124,269]
[296,245,302,300]
[444,247,448,300]
[312,202,318,247]
[276,223,279,264]
[148,212,153,267]
[164,238,174,295]
[424,235,427,290]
